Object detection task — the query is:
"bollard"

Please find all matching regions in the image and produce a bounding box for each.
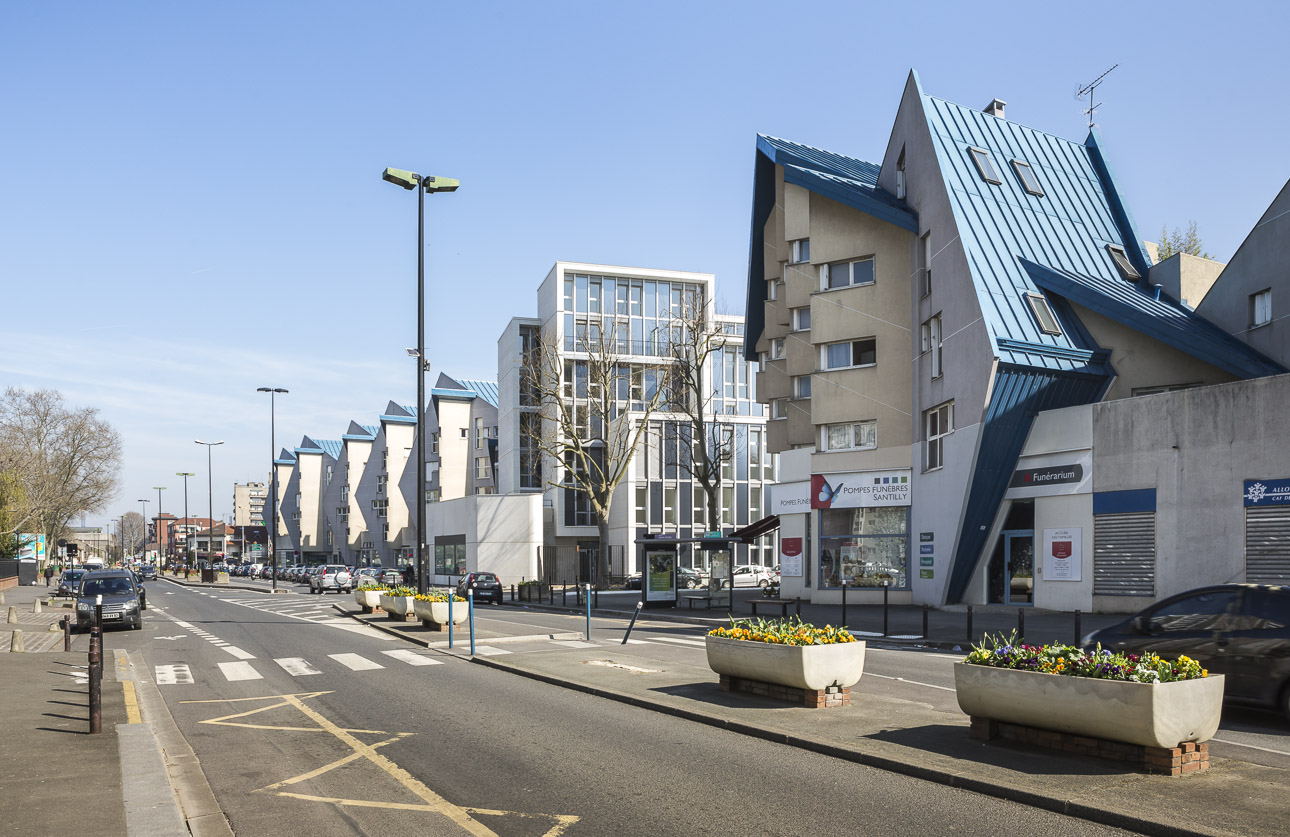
[63,615,71,651]
[622,601,644,644]
[33,599,41,615]
[448,593,454,650]
[882,583,889,637]
[9,630,23,653]
[6,606,15,624]
[467,588,476,656]
[841,582,848,629]
[88,628,102,734]
[0,591,5,604]
[966,605,974,644]
[593,584,599,610]
[795,597,801,617]
[922,604,929,640]
[1017,608,1025,643]
[1074,609,1082,646]
[585,583,592,641]
[560,583,566,607]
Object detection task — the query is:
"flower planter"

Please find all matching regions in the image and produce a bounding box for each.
[953,663,1225,749]
[379,594,415,621]
[705,635,866,691]
[413,599,468,627]
[354,589,383,613]
[518,584,549,602]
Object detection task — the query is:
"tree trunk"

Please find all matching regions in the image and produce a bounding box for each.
[597,515,610,588]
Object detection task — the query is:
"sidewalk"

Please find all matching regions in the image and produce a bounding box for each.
[1,582,77,653]
[337,597,1288,837]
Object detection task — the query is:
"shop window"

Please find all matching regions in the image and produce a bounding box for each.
[819,507,909,589]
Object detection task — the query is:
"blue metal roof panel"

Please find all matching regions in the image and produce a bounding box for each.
[457,379,500,408]
[758,135,882,185]
[362,424,379,436]
[315,440,342,459]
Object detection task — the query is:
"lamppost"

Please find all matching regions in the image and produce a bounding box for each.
[152,486,166,567]
[137,499,149,563]
[382,166,459,595]
[195,441,224,567]
[257,387,288,592]
[176,472,195,572]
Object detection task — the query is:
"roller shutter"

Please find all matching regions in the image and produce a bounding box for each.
[1246,506,1290,584]
[1093,512,1155,596]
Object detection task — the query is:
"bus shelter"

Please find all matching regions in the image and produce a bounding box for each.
[635,516,779,609]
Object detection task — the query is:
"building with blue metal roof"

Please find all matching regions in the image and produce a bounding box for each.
[745,70,1284,611]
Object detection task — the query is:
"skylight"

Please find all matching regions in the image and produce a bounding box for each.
[1025,292,1062,336]
[968,147,1002,184]
[1106,244,1141,280]
[1011,159,1043,196]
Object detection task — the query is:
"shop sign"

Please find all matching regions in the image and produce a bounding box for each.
[768,480,812,515]
[1244,478,1290,507]
[779,537,803,577]
[810,470,912,510]
[1042,527,1082,582]
[1005,450,1092,499]
[920,556,934,567]
[919,569,934,579]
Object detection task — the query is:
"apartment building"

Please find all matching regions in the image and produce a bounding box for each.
[233,482,268,526]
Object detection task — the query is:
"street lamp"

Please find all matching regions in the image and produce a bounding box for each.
[152,486,166,567]
[382,166,459,595]
[176,472,195,572]
[137,499,149,563]
[195,441,224,567]
[257,387,288,592]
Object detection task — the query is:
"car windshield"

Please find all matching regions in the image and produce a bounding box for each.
[81,578,135,597]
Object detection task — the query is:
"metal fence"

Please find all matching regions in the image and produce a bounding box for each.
[543,544,627,587]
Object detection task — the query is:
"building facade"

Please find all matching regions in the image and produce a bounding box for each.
[233,482,268,527]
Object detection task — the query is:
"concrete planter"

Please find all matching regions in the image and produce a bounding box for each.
[413,599,468,626]
[354,589,383,613]
[379,594,415,621]
[518,584,548,602]
[953,663,1225,749]
[704,635,866,691]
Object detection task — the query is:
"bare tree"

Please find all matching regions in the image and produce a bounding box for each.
[120,512,146,558]
[521,322,669,584]
[0,388,122,551]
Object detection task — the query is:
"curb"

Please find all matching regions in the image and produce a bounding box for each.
[468,655,1219,837]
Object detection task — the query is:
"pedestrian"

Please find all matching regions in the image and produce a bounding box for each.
[43,564,54,587]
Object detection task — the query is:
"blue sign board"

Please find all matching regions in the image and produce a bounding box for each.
[1244,479,1290,507]
[919,544,934,555]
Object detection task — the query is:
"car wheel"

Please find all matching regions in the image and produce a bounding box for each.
[131,621,142,631]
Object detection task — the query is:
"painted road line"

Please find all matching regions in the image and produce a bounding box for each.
[218,661,263,682]
[329,653,384,671]
[865,672,956,692]
[155,664,194,685]
[621,638,653,645]
[223,646,255,660]
[276,657,323,676]
[471,646,512,656]
[650,637,708,648]
[1212,737,1290,756]
[382,650,443,667]
[551,640,597,648]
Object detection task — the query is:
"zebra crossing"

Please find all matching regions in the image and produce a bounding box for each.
[156,648,447,685]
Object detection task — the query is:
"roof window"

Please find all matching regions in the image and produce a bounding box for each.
[1024,292,1062,336]
[1106,244,1141,281]
[1011,159,1043,196]
[968,147,1002,185]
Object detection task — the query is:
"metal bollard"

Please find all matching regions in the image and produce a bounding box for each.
[511,584,515,602]
[1074,609,1082,646]
[922,604,929,640]
[1017,608,1025,643]
[561,583,566,607]
[966,605,973,644]
[63,615,71,651]
[621,601,644,645]
[585,583,592,641]
[882,583,889,637]
[841,582,848,629]
[467,588,476,656]
[88,627,102,734]
[448,593,454,650]
[593,585,599,610]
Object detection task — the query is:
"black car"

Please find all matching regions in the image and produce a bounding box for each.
[138,564,157,580]
[457,572,503,605]
[1083,584,1290,721]
[56,569,86,597]
[75,569,147,632]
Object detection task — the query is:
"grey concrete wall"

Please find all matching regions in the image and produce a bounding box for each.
[1147,253,1225,309]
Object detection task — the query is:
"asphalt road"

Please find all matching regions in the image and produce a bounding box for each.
[108,583,1140,836]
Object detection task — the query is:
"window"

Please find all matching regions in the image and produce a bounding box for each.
[376,474,387,493]
[767,279,779,301]
[371,498,388,518]
[460,428,468,439]
[895,147,906,199]
[824,338,876,370]
[475,418,487,449]
[792,307,811,331]
[434,536,467,575]
[1025,293,1062,336]
[770,337,786,359]
[790,238,810,264]
[824,421,876,452]
[819,507,909,589]
[919,233,932,297]
[1106,244,1141,280]
[793,375,812,399]
[968,147,1002,184]
[635,485,647,525]
[771,398,788,420]
[925,401,954,471]
[475,457,491,480]
[431,431,439,454]
[1011,159,1043,196]
[1252,288,1272,327]
[920,315,943,378]
[824,258,875,290]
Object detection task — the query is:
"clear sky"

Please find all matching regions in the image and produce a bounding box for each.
[2,1,1286,530]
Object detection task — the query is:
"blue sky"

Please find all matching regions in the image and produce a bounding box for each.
[2,1,1286,529]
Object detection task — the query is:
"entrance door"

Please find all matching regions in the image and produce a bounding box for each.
[1004,531,1034,605]
[577,542,599,585]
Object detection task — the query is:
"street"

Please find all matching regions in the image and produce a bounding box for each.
[95,581,1155,836]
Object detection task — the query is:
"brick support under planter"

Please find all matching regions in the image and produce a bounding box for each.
[420,620,452,632]
[969,717,1210,776]
[719,674,849,708]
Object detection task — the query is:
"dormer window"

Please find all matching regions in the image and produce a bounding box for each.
[968,147,1002,185]
[1011,159,1043,196]
[895,147,907,199]
[1025,292,1062,336]
[1106,244,1141,281]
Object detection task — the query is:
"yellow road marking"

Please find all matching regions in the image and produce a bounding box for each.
[260,735,410,789]
[122,680,141,724]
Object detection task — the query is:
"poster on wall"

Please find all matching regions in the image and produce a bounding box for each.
[1042,527,1082,581]
[779,537,803,577]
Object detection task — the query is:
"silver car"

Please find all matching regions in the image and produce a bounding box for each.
[309,564,352,594]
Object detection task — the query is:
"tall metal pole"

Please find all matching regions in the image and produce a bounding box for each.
[177,472,194,571]
[258,389,287,592]
[195,441,224,566]
[137,499,148,563]
[416,182,427,595]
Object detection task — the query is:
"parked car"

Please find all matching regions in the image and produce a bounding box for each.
[1083,584,1290,721]
[310,565,352,594]
[374,568,403,587]
[137,564,157,580]
[56,569,86,597]
[731,565,776,588]
[75,569,146,632]
[677,567,707,589]
[457,572,503,605]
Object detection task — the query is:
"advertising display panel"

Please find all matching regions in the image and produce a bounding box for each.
[643,549,677,603]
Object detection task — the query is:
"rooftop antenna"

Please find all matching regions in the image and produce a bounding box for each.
[1076,64,1118,128]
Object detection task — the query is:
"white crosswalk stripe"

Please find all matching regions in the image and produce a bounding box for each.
[382,650,443,666]
[651,636,708,647]
[551,640,597,648]
[223,646,255,660]
[155,664,194,685]
[329,653,384,671]
[275,657,322,676]
[471,646,512,656]
[219,661,262,682]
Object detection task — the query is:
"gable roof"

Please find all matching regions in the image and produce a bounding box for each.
[274,447,296,465]
[457,379,500,408]
[342,421,378,442]
[380,401,417,424]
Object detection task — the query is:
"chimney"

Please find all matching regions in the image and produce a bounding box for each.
[984,98,1006,119]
